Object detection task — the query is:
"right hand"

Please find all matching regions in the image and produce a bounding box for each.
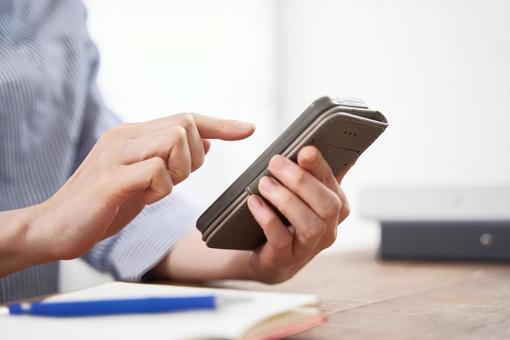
[27,113,254,262]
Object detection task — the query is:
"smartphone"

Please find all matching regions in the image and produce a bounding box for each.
[197,96,389,250]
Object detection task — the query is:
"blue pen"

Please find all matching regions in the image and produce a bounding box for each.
[0,295,217,317]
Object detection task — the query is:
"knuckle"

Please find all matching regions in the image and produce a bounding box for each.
[149,157,167,172]
[343,200,350,215]
[292,169,308,187]
[272,240,289,250]
[323,232,337,248]
[171,171,188,184]
[301,221,326,241]
[182,166,192,178]
[266,231,289,250]
[170,165,191,183]
[340,199,351,221]
[324,193,342,220]
[178,113,195,129]
[174,125,187,140]
[191,148,206,171]
[194,154,205,169]
[161,182,172,196]
[262,212,280,228]
[170,126,188,148]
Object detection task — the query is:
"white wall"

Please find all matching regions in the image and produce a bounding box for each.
[276,0,510,251]
[86,0,278,207]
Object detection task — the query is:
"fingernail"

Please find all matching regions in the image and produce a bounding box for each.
[303,147,317,162]
[269,155,287,171]
[248,195,263,209]
[234,120,255,131]
[259,176,276,192]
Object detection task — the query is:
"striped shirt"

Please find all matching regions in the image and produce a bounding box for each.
[0,0,196,303]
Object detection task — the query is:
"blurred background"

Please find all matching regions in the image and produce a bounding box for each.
[61,0,510,291]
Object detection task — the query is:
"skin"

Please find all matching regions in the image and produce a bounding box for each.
[151,145,351,284]
[0,113,254,277]
[0,113,351,285]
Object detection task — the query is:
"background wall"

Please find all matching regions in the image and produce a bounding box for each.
[275,0,510,253]
[61,0,510,291]
[277,0,510,184]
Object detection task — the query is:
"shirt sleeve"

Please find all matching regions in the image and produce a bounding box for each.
[77,85,198,281]
[82,191,199,281]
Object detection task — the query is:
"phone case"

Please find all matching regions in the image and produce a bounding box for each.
[197,96,388,250]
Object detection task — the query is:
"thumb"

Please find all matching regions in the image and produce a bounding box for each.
[192,113,255,141]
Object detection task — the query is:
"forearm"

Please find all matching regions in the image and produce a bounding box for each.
[0,205,48,277]
[150,231,256,282]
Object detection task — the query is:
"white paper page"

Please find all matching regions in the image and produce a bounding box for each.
[0,282,318,340]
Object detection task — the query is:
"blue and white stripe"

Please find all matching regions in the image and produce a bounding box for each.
[0,0,196,303]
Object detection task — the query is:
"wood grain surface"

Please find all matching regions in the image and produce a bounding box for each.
[215,250,510,339]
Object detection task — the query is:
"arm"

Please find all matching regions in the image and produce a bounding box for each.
[151,230,254,281]
[0,206,45,277]
[152,146,351,284]
[0,114,254,278]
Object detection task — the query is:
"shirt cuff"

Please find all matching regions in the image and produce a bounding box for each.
[103,192,199,281]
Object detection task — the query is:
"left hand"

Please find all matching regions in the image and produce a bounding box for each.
[246,145,351,283]
[150,145,351,284]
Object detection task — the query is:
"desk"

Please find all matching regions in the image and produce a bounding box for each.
[217,250,510,339]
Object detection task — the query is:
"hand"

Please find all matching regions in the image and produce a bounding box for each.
[27,113,254,263]
[147,146,350,284]
[246,146,350,283]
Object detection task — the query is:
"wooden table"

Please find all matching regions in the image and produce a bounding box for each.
[216,250,510,339]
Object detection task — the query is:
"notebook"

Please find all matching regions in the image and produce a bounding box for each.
[0,282,326,339]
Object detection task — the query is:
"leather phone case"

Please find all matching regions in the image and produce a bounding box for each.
[197,96,388,250]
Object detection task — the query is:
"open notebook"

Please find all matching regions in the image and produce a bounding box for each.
[0,282,326,339]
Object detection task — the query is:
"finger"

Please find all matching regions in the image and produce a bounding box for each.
[166,128,192,184]
[175,114,205,171]
[192,113,255,140]
[202,139,211,155]
[337,186,350,223]
[258,176,325,254]
[109,113,255,142]
[268,155,341,223]
[101,158,173,240]
[297,146,338,190]
[114,157,173,205]
[247,195,293,251]
[130,114,204,171]
[297,146,350,224]
[120,126,192,184]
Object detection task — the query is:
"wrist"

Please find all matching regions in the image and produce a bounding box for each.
[224,250,258,281]
[24,201,63,264]
[0,204,48,276]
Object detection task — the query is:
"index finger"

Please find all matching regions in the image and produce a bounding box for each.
[192,113,255,141]
[112,114,255,141]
